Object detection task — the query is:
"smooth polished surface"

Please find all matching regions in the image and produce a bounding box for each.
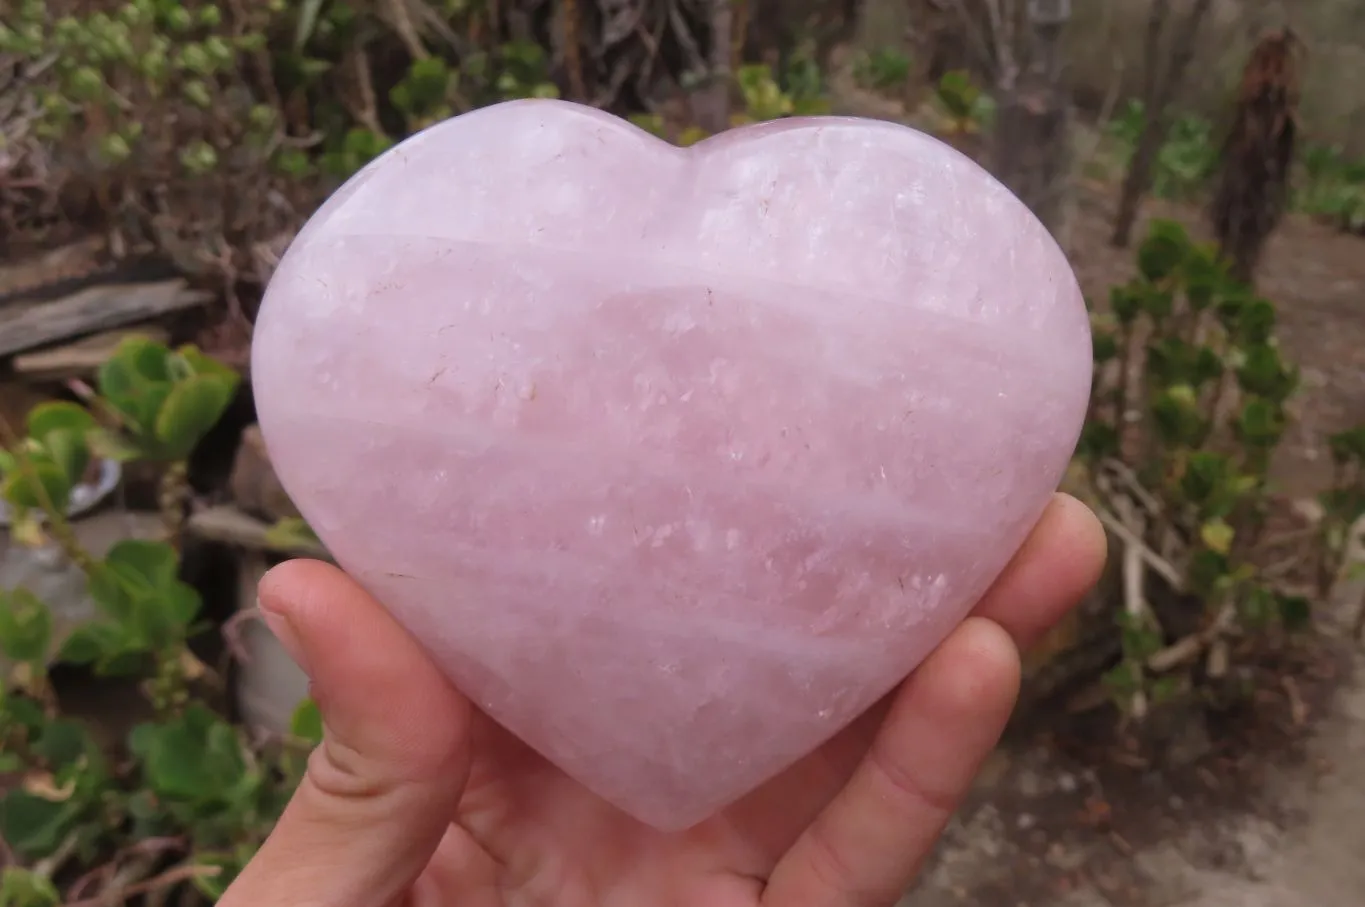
[251,99,1092,830]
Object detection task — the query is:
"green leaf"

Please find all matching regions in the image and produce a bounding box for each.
[138,705,248,804]
[1327,426,1365,465]
[1188,548,1231,596]
[173,345,238,380]
[1139,286,1175,319]
[1180,452,1253,519]
[1236,343,1297,401]
[1236,397,1287,448]
[1146,337,1220,388]
[96,338,176,436]
[264,517,322,552]
[289,698,324,745]
[1232,298,1277,344]
[1092,329,1119,363]
[1117,609,1163,660]
[1181,245,1228,309]
[1151,384,1206,447]
[1199,519,1235,555]
[1102,660,1143,698]
[153,374,239,458]
[105,540,179,589]
[2,695,46,735]
[0,866,61,907]
[1137,219,1191,282]
[54,623,118,666]
[25,402,95,445]
[1276,593,1312,631]
[1240,584,1276,627]
[0,790,81,859]
[1,457,72,514]
[1110,284,1143,324]
[89,540,194,649]
[86,563,137,624]
[86,427,146,462]
[0,588,53,664]
[1077,421,1120,461]
[32,720,97,771]
[40,428,90,489]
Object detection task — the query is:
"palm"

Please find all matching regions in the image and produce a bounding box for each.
[432,703,888,906]
[222,495,1105,907]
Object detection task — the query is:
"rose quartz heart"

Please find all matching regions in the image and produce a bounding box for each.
[251,98,1091,830]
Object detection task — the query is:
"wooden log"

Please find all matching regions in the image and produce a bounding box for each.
[0,280,213,359]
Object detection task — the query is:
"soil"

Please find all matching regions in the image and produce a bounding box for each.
[897,183,1365,907]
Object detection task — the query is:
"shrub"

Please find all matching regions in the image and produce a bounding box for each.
[0,1,576,287]
[1078,219,1365,715]
[1106,100,1218,202]
[1294,142,1365,233]
[0,339,320,905]
[851,46,913,93]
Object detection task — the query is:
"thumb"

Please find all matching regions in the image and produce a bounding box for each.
[220,559,472,907]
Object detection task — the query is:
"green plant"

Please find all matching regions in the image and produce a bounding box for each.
[0,1,595,288]
[931,70,995,137]
[1107,100,1217,201]
[1079,220,1363,715]
[851,46,912,93]
[734,60,831,123]
[1293,142,1365,233]
[0,339,320,905]
[629,59,830,145]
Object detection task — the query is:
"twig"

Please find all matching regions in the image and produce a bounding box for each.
[1098,457,1166,517]
[1094,505,1185,590]
[1115,497,1153,720]
[947,0,1004,80]
[63,863,220,907]
[1282,675,1307,726]
[33,832,80,879]
[386,0,430,59]
[221,606,262,665]
[1146,601,1235,673]
[981,0,1017,86]
[1076,57,1126,174]
[562,0,587,102]
[346,47,384,135]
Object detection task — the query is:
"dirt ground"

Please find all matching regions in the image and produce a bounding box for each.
[896,187,1365,907]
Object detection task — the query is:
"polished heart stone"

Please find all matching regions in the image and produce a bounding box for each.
[251,98,1092,831]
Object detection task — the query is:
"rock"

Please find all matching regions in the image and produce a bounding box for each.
[251,99,1093,830]
[229,424,300,521]
[0,511,164,674]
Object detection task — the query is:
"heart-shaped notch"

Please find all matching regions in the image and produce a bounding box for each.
[251,99,1092,831]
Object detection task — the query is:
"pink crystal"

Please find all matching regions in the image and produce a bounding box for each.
[251,99,1092,830]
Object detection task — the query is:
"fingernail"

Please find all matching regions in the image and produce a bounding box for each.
[258,597,310,675]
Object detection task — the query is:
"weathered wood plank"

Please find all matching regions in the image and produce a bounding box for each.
[0,236,107,302]
[0,280,213,359]
[12,327,171,381]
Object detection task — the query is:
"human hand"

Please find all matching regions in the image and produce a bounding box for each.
[220,492,1105,907]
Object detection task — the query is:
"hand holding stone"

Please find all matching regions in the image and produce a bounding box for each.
[219,493,1105,907]
[250,100,1095,830]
